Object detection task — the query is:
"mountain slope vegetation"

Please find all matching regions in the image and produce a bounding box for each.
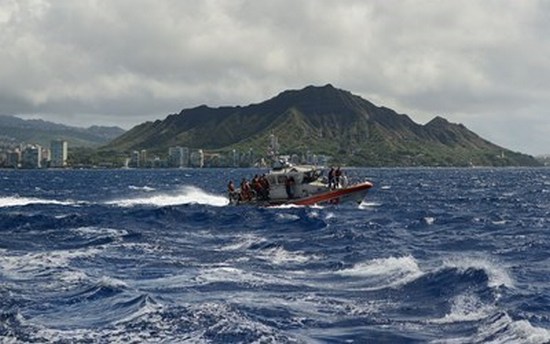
[105,85,539,166]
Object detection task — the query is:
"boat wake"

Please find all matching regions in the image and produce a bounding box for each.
[105,185,229,207]
[0,196,81,208]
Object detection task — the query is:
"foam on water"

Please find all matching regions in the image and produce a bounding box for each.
[106,185,229,207]
[192,266,293,287]
[336,255,424,289]
[219,233,266,251]
[275,213,301,221]
[0,195,79,207]
[429,293,496,324]
[472,312,550,344]
[0,246,103,280]
[358,201,382,209]
[97,275,129,289]
[324,211,336,219]
[257,246,319,265]
[423,216,436,225]
[128,185,156,192]
[268,203,305,209]
[58,270,89,286]
[72,226,129,239]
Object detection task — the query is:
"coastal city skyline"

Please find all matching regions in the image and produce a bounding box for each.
[1,136,331,169]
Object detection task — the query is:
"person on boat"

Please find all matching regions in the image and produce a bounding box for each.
[227,180,239,203]
[259,174,270,200]
[328,167,335,189]
[251,174,259,190]
[340,170,348,188]
[240,178,252,201]
[335,167,342,188]
[285,176,295,199]
[251,175,265,200]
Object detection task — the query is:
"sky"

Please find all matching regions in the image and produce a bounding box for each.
[1,0,549,155]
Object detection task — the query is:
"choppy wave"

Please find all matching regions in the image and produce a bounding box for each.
[0,168,549,343]
[442,255,514,289]
[432,312,550,344]
[336,255,423,290]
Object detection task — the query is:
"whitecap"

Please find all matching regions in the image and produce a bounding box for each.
[276,213,301,221]
[192,266,293,287]
[424,217,436,225]
[97,275,129,289]
[0,247,103,280]
[257,246,319,265]
[325,212,336,219]
[473,312,550,344]
[443,256,514,289]
[73,226,128,237]
[128,185,156,192]
[58,270,89,286]
[358,201,381,209]
[219,233,266,251]
[429,293,495,324]
[336,255,424,289]
[308,210,320,218]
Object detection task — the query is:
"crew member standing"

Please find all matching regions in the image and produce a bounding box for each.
[328,167,335,189]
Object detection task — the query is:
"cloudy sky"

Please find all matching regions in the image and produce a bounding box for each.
[1,0,549,155]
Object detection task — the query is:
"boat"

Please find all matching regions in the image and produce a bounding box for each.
[228,161,373,206]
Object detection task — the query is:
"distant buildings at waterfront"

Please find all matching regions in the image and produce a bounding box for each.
[50,140,68,168]
[0,140,68,169]
[0,135,330,169]
[124,145,330,169]
[126,147,252,168]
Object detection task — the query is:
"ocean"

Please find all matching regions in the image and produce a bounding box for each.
[0,167,549,343]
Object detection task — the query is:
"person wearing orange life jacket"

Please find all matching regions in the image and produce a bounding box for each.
[240,178,252,201]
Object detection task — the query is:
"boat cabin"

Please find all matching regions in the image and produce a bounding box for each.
[265,165,327,200]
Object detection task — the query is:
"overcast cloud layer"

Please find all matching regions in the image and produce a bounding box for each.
[1,0,549,155]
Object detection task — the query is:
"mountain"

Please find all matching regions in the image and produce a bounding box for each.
[105,84,539,166]
[0,115,125,148]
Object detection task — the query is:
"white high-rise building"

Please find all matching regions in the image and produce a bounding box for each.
[190,149,204,168]
[168,146,189,167]
[130,151,140,167]
[22,145,42,169]
[50,140,68,167]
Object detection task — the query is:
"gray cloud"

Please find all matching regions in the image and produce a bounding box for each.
[1,0,548,155]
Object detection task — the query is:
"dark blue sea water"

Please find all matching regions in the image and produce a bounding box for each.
[0,168,549,343]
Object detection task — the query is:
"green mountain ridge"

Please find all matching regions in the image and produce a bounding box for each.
[105,84,539,167]
[0,115,125,148]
